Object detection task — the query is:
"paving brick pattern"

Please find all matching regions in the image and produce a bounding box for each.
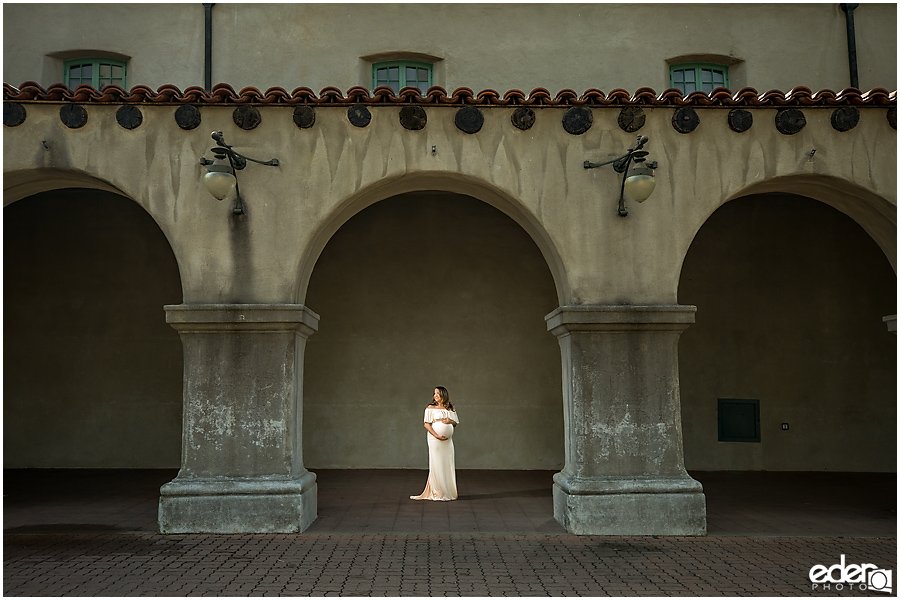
[4,533,896,596]
[3,469,896,596]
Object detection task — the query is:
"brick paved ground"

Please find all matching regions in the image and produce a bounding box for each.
[4,533,896,596]
[4,470,896,596]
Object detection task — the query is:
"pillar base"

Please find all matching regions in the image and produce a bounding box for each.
[553,473,706,536]
[158,472,317,534]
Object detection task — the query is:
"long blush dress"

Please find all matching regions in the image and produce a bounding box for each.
[410,406,459,501]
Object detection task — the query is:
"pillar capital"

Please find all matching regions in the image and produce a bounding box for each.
[165,303,320,337]
[546,304,696,336]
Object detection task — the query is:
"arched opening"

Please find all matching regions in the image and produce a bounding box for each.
[303,191,563,472]
[3,188,184,469]
[678,192,896,473]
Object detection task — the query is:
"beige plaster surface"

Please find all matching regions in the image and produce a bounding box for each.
[3,104,895,308]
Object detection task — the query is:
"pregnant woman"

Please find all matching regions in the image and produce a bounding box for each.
[410,386,459,501]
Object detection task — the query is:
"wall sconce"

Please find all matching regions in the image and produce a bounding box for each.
[199,131,280,215]
[584,135,658,217]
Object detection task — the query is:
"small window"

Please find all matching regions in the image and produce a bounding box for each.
[717,398,760,443]
[373,60,432,94]
[670,63,728,94]
[64,58,127,89]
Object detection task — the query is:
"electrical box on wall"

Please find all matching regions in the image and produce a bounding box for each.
[717,398,761,442]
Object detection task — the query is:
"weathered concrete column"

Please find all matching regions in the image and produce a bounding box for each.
[546,305,706,535]
[158,304,319,533]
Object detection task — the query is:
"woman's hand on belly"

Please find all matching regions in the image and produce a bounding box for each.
[432,422,454,439]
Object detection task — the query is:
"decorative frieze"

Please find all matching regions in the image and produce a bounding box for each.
[4,84,895,142]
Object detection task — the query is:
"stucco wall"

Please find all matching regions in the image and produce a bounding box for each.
[3,189,183,468]
[303,192,563,469]
[2,97,895,472]
[4,4,896,94]
[679,194,897,471]
[3,4,204,92]
[4,103,895,306]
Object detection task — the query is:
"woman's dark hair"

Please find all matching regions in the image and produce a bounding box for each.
[432,386,454,410]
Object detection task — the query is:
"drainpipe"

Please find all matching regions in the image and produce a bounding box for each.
[840,3,860,89]
[204,3,215,91]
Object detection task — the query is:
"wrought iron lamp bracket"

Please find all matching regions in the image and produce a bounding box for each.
[583,136,657,217]
[199,131,280,216]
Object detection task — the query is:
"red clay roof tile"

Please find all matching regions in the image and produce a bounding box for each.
[3,82,896,107]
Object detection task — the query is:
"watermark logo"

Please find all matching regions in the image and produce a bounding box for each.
[809,554,893,594]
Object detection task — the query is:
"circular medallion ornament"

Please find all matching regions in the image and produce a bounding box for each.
[400,106,427,130]
[511,107,535,131]
[293,106,316,129]
[617,106,645,132]
[175,105,201,130]
[888,107,897,130]
[727,108,753,133]
[775,108,806,135]
[455,106,484,134]
[59,104,88,129]
[233,105,261,130]
[830,106,860,132]
[4,102,26,127]
[116,105,143,130]
[562,106,592,135]
[348,104,371,127]
[672,107,700,134]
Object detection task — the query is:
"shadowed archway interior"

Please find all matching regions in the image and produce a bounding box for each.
[303,191,563,470]
[3,189,183,468]
[678,193,897,471]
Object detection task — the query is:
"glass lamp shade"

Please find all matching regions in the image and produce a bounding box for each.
[624,168,656,203]
[203,163,236,200]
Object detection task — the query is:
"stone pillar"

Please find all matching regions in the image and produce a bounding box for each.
[158,304,319,534]
[546,305,706,536]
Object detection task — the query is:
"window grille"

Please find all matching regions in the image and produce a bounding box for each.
[64,58,127,89]
[670,63,728,94]
[373,61,432,94]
